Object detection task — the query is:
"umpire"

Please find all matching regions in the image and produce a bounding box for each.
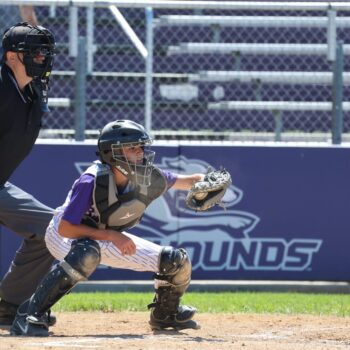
[0,22,56,326]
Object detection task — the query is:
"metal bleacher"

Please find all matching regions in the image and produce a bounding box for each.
[152,13,349,141]
[189,71,350,85]
[155,15,350,28]
[167,42,350,56]
[41,7,350,141]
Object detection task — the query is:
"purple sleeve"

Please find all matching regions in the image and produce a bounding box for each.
[160,169,178,189]
[62,174,94,225]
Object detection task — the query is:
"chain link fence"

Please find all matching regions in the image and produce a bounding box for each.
[1,2,350,142]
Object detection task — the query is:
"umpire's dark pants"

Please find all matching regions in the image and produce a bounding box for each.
[0,182,54,305]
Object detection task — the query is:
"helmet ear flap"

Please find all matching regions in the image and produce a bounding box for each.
[99,149,115,165]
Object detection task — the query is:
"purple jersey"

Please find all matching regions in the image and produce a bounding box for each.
[62,169,177,225]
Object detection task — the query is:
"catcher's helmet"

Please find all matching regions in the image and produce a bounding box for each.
[2,22,55,79]
[97,120,155,187]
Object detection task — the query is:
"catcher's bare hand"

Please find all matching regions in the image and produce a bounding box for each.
[186,168,232,211]
[109,231,136,255]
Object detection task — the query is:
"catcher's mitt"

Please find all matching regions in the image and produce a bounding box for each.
[186,168,232,211]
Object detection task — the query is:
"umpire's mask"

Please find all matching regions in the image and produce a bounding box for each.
[2,22,55,79]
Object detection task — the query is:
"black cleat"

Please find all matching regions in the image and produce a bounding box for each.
[149,313,200,331]
[149,305,200,331]
[174,305,197,322]
[45,310,57,327]
[0,299,56,327]
[0,300,18,326]
[10,308,49,337]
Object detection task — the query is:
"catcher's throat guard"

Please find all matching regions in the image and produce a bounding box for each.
[186,168,232,211]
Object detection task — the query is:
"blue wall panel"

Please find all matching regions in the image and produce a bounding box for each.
[1,142,349,281]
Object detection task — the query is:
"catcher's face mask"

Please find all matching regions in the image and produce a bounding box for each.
[111,140,155,187]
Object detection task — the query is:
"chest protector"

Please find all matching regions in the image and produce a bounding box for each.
[83,162,167,231]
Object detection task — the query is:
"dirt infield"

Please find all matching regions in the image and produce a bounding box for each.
[1,311,350,350]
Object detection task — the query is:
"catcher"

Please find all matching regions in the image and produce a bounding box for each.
[10,119,231,337]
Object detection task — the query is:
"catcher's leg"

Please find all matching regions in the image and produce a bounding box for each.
[148,246,200,331]
[10,238,101,337]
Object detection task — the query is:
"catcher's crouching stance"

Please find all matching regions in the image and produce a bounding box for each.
[11,244,196,335]
[10,120,231,337]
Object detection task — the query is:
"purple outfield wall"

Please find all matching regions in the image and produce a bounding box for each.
[1,141,349,281]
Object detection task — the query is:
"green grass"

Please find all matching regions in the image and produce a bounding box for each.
[52,292,350,317]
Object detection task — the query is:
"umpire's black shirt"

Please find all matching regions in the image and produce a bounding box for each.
[0,64,44,186]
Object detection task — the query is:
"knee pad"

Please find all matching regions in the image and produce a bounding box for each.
[63,238,101,280]
[157,246,192,289]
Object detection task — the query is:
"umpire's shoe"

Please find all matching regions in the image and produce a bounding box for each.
[149,305,200,331]
[10,301,49,337]
[0,299,18,326]
[0,299,56,327]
